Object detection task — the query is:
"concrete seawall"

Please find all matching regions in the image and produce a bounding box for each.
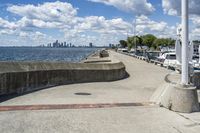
[0,61,126,96]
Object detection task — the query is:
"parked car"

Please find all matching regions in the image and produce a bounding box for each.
[163,53,177,67]
[117,48,128,53]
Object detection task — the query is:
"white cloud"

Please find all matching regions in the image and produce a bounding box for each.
[162,0,200,16]
[135,15,176,38]
[0,17,18,35]
[17,17,64,29]
[62,16,132,46]
[19,31,28,37]
[162,0,200,40]
[74,16,131,35]
[18,31,53,45]
[0,29,15,35]
[7,1,78,24]
[88,0,155,15]
[0,17,17,30]
[190,16,200,39]
[136,15,167,32]
[191,16,200,26]
[6,1,78,31]
[0,1,183,46]
[1,1,133,46]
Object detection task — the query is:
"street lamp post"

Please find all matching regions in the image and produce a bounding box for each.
[157,0,199,113]
[181,0,189,85]
[133,19,137,55]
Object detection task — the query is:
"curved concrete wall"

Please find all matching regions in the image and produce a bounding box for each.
[0,62,126,96]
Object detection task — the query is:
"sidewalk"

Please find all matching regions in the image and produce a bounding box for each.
[0,51,171,105]
[0,51,200,133]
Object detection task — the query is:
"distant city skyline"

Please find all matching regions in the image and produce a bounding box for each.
[44,40,95,48]
[0,0,200,46]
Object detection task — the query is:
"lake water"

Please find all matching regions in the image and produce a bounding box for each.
[0,47,98,62]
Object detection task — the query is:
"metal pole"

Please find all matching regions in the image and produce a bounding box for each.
[133,19,137,54]
[181,0,189,85]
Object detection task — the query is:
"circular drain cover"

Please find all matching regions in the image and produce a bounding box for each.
[74,92,91,96]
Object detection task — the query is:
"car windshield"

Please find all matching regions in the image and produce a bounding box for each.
[166,55,176,60]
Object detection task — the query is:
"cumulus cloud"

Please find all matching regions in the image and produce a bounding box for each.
[0,29,15,35]
[0,17,17,30]
[0,1,182,46]
[6,1,79,31]
[74,16,131,34]
[17,17,64,29]
[62,16,132,46]
[190,15,200,29]
[136,15,167,32]
[7,1,78,24]
[18,31,53,46]
[135,15,176,38]
[0,1,134,46]
[0,17,18,35]
[162,0,200,40]
[162,0,200,16]
[88,0,155,15]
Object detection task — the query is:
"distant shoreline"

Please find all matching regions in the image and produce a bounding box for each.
[0,46,109,48]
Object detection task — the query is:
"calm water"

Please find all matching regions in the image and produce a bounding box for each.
[0,47,98,62]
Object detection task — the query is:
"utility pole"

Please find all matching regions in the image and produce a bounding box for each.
[181,0,189,85]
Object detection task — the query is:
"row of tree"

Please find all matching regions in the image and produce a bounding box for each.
[119,34,175,50]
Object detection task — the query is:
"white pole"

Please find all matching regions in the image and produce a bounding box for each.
[133,19,136,37]
[133,19,137,53]
[181,0,189,85]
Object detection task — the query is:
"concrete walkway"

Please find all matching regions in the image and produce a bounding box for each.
[0,51,171,105]
[0,51,200,133]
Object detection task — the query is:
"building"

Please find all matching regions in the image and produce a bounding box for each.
[89,43,93,48]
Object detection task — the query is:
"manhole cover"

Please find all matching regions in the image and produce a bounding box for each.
[74,92,91,96]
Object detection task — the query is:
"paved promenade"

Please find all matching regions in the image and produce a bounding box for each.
[0,51,171,105]
[0,51,200,133]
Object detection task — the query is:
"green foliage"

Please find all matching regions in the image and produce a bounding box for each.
[141,34,157,48]
[117,34,176,51]
[153,38,175,50]
[127,36,134,50]
[127,36,143,50]
[119,40,128,48]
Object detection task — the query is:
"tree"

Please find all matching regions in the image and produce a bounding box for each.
[152,38,166,50]
[119,40,127,48]
[127,37,134,50]
[127,36,143,50]
[142,34,157,48]
[167,38,175,46]
[152,38,175,50]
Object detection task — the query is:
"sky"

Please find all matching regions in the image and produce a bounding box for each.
[0,0,200,46]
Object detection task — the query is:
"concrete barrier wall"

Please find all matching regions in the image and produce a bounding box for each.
[191,71,200,89]
[0,62,126,96]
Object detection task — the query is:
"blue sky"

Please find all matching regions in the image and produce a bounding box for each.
[0,0,199,46]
